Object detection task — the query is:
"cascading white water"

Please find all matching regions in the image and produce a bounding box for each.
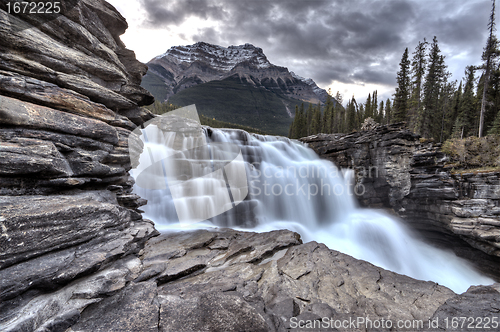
[131,125,494,294]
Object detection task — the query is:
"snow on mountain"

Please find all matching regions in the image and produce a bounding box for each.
[291,71,329,102]
[148,42,331,104]
[155,42,272,71]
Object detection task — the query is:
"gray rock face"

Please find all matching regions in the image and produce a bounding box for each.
[2,225,466,331]
[431,284,500,331]
[142,229,456,332]
[0,1,157,330]
[301,124,500,280]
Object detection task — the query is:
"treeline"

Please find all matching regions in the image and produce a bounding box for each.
[392,33,500,141]
[288,90,394,139]
[144,100,268,134]
[289,1,500,141]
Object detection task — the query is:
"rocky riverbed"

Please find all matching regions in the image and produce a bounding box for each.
[1,1,499,331]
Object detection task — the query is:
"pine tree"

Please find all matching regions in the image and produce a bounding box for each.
[358,104,365,123]
[365,93,372,119]
[420,36,449,140]
[385,98,392,124]
[479,0,499,137]
[409,39,428,132]
[455,66,477,138]
[438,81,456,142]
[322,91,334,134]
[289,105,299,138]
[299,103,308,138]
[346,97,358,132]
[305,103,314,136]
[372,90,378,120]
[393,48,411,123]
[333,91,344,133]
[485,64,500,133]
[378,101,384,123]
[488,110,500,134]
[310,103,322,135]
[450,81,463,137]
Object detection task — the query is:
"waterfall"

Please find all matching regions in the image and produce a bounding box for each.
[130,116,493,294]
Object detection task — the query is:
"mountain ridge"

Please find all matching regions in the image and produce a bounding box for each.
[143,41,330,105]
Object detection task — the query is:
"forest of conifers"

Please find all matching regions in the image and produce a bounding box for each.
[289,3,500,142]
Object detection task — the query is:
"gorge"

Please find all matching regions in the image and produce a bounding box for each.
[1,1,500,331]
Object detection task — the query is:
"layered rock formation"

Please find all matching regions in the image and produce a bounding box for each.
[1,1,499,331]
[0,1,158,330]
[302,124,500,279]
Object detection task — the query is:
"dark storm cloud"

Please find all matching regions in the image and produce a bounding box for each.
[140,0,226,26]
[139,0,493,92]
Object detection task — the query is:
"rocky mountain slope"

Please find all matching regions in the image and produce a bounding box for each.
[142,42,333,135]
[1,1,499,331]
[144,42,329,104]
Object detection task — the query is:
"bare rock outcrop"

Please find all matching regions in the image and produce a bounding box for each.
[0,1,157,330]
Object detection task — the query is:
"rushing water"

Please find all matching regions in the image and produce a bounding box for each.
[131,124,493,294]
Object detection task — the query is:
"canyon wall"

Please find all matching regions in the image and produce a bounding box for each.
[302,124,500,279]
[0,1,160,330]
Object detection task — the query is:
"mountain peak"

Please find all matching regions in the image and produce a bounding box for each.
[144,42,331,107]
[154,42,272,71]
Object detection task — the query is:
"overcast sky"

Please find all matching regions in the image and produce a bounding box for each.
[107,0,495,105]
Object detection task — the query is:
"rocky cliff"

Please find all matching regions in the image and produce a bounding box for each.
[302,124,500,279]
[1,2,499,331]
[0,1,160,330]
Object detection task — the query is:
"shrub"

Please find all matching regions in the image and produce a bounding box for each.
[441,135,500,169]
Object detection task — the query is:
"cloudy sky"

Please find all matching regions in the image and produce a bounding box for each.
[107,0,495,104]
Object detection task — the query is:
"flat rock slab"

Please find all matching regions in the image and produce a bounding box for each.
[0,191,128,268]
[4,227,499,331]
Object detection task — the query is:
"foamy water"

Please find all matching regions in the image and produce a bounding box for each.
[131,125,493,294]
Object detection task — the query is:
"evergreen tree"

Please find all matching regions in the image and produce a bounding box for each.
[358,104,365,124]
[365,93,372,119]
[489,110,500,134]
[393,48,411,122]
[346,97,358,132]
[299,103,308,138]
[289,105,300,138]
[372,90,378,120]
[438,81,456,142]
[484,64,500,133]
[385,98,392,124]
[420,36,449,140]
[322,91,334,133]
[450,81,463,137]
[305,103,314,136]
[333,91,344,133]
[479,0,499,137]
[455,66,477,138]
[409,39,428,132]
[310,103,322,134]
[378,101,384,123]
